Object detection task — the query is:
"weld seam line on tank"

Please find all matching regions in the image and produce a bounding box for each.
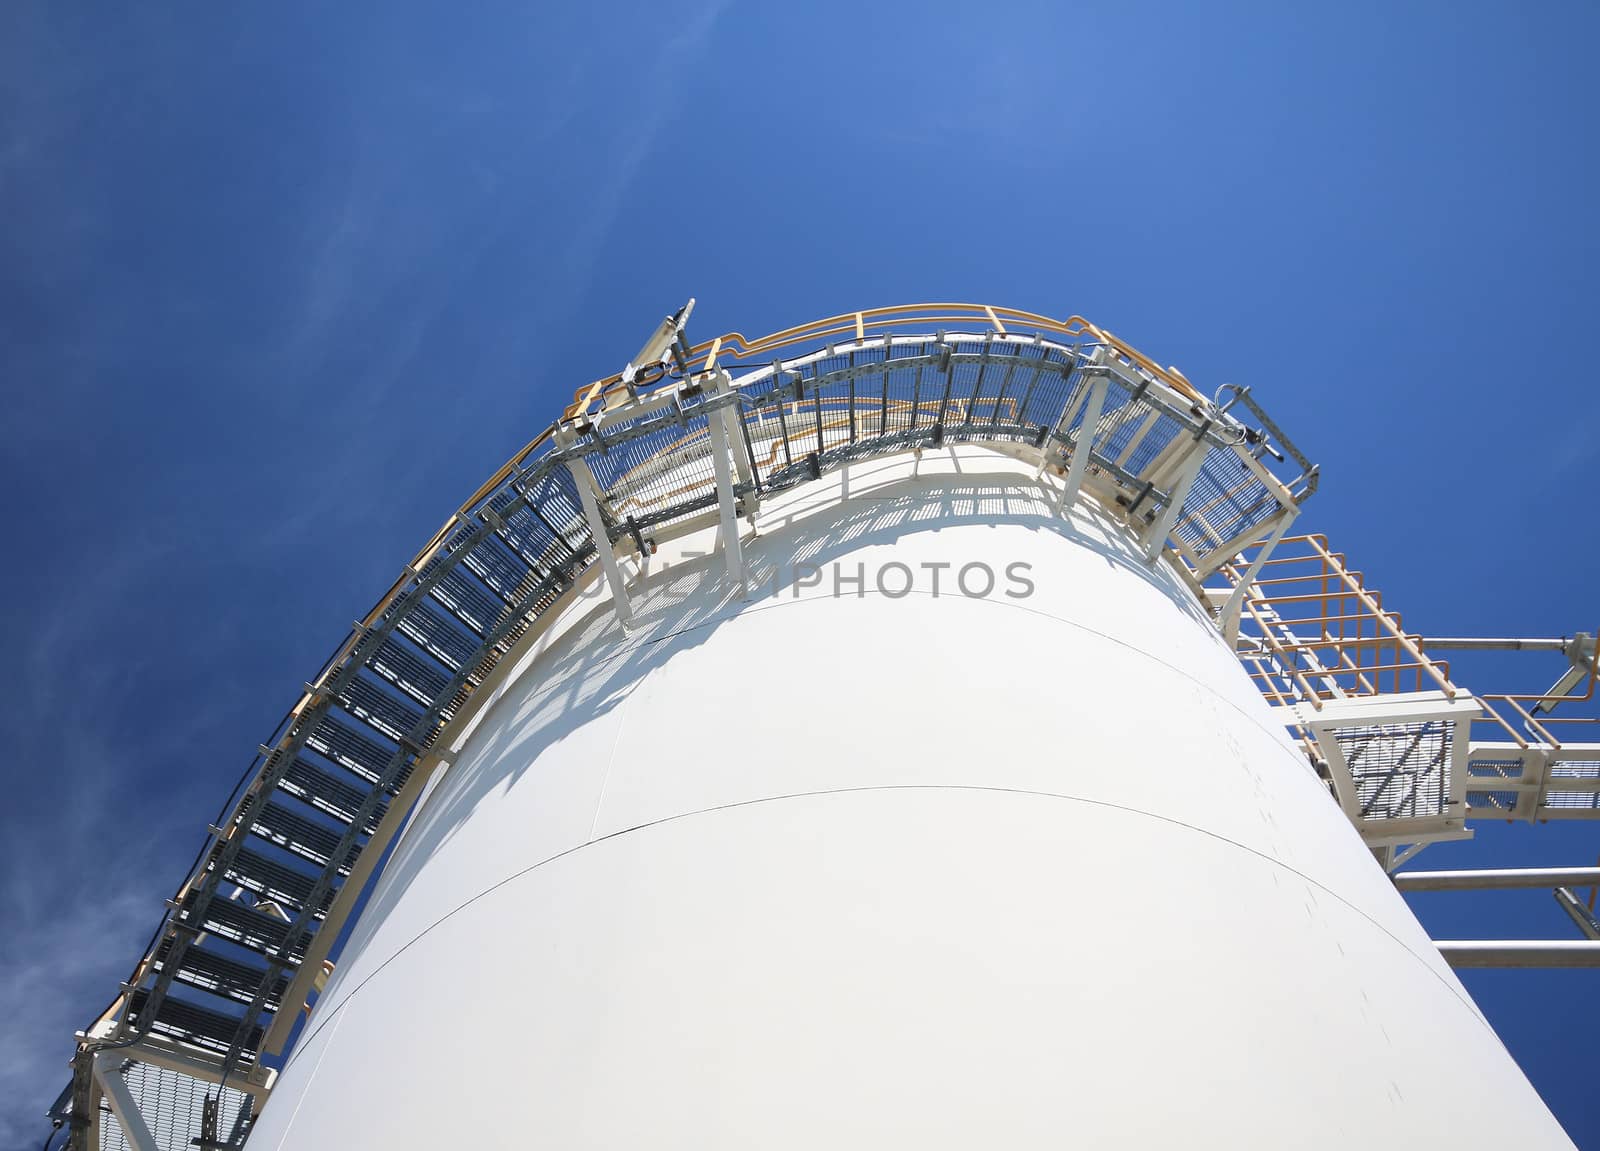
[587,678,634,840]
[645,587,1277,741]
[283,782,1494,1076]
[450,501,1237,771]
[498,584,1300,785]
[263,986,349,1150]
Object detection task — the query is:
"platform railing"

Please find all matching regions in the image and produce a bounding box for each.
[562,304,1207,421]
[1219,534,1456,709]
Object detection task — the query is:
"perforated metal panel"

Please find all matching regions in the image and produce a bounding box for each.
[95,1061,251,1151]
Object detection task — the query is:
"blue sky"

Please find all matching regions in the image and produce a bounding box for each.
[2,1,1597,1145]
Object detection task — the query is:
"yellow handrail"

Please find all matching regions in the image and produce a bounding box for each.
[562,302,1202,422]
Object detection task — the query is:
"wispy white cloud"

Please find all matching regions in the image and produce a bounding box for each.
[0,870,159,1149]
[0,740,198,1150]
[547,0,733,310]
[290,0,730,379]
[0,537,227,1146]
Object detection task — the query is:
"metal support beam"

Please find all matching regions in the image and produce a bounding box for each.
[721,393,756,502]
[1215,506,1297,645]
[1554,887,1600,940]
[703,377,747,597]
[1436,940,1600,968]
[1033,364,1083,480]
[1112,408,1161,470]
[1422,637,1574,651]
[68,1050,101,1151]
[96,1037,275,1102]
[561,444,634,629]
[1141,437,1207,561]
[1387,841,1430,870]
[1054,373,1108,517]
[93,1053,159,1151]
[1394,866,1600,891]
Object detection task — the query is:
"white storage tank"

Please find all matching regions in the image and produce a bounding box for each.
[245,403,1571,1150]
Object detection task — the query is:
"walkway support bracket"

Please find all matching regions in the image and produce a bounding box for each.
[1216,506,1298,646]
[1142,432,1208,562]
[702,371,748,597]
[1055,371,1109,517]
[558,428,635,630]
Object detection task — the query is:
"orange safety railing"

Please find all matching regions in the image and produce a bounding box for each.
[562,303,1204,423]
[1223,533,1456,711]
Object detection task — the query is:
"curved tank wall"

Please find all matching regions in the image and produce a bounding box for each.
[247,445,1573,1149]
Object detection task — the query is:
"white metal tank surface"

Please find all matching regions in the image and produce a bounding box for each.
[245,447,1573,1149]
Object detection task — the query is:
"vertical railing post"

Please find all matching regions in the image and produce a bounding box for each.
[703,371,748,598]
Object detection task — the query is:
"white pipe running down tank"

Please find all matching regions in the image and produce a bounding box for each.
[247,446,1574,1150]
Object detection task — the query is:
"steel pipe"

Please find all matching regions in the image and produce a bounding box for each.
[1436,941,1600,968]
[1395,867,1600,891]
[1422,637,1572,651]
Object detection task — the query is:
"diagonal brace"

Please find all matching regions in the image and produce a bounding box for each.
[702,374,748,597]
[94,1053,159,1151]
[559,432,635,629]
[1055,373,1109,517]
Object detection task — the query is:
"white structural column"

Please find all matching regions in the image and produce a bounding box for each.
[561,440,634,629]
[246,448,1575,1151]
[1141,432,1208,561]
[702,373,747,594]
[1217,505,1297,643]
[714,369,757,521]
[1054,372,1108,515]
